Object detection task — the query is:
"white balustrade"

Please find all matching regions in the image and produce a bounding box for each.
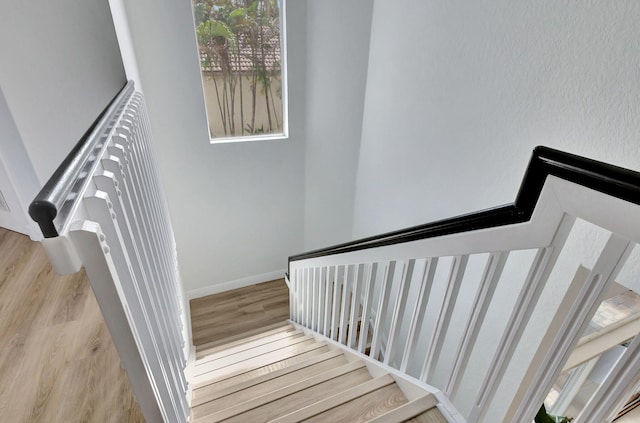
[288,173,640,423]
[36,85,190,423]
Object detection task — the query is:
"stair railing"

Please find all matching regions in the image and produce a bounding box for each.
[30,81,190,423]
[288,147,640,423]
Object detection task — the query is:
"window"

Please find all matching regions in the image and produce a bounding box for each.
[192,0,288,142]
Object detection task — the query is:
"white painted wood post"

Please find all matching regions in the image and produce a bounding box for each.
[575,333,640,423]
[446,252,508,398]
[508,235,634,422]
[385,259,415,366]
[347,264,365,349]
[550,358,598,417]
[338,264,353,345]
[401,258,438,373]
[358,263,377,354]
[468,215,575,423]
[421,255,468,382]
[330,265,343,341]
[323,266,333,337]
[370,261,396,361]
[69,222,166,423]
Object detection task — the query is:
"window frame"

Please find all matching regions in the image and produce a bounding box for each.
[193,0,289,144]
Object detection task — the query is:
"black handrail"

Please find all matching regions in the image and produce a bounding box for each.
[289,146,640,267]
[29,81,134,238]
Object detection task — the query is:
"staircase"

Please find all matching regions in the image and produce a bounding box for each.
[30,85,640,423]
[188,322,447,423]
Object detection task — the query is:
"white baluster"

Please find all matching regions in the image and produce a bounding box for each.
[468,214,574,423]
[311,267,318,331]
[370,261,396,361]
[358,263,377,354]
[330,266,343,340]
[509,234,633,422]
[401,258,438,373]
[317,267,326,334]
[421,255,469,382]
[323,266,333,337]
[347,264,365,349]
[385,259,415,366]
[575,333,640,422]
[446,251,508,398]
[338,265,354,345]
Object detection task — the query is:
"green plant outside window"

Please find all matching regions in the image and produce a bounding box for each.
[192,0,287,140]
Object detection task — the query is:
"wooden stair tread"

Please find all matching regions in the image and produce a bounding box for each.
[192,333,312,376]
[193,361,371,423]
[221,366,372,423]
[196,328,304,364]
[367,394,439,423]
[189,323,446,423]
[196,322,293,358]
[192,345,331,392]
[191,355,349,418]
[405,408,449,423]
[272,374,401,423]
[192,340,327,388]
[192,349,345,406]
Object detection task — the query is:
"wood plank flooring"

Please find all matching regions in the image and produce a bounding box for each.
[190,279,290,348]
[0,228,143,422]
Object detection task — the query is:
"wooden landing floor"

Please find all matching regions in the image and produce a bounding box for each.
[0,228,143,422]
[190,279,290,348]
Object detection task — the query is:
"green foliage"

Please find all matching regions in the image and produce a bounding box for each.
[535,405,574,423]
[193,0,283,137]
[244,123,264,134]
[197,20,237,52]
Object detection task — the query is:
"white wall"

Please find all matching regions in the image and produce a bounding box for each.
[120,0,308,293]
[0,88,40,237]
[0,0,126,237]
[0,0,126,186]
[354,0,640,238]
[302,0,373,250]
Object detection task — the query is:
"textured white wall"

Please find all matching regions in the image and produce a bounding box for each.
[302,0,373,250]
[0,88,40,237]
[0,0,126,186]
[121,0,307,292]
[355,0,640,238]
[355,3,640,419]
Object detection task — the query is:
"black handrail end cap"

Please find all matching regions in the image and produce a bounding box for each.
[28,200,59,238]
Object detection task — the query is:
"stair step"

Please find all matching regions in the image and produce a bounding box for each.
[190,335,317,382]
[192,333,311,375]
[192,349,345,406]
[189,322,445,423]
[192,341,329,389]
[196,322,294,358]
[196,329,305,365]
[367,394,439,422]
[194,361,370,423]
[406,408,450,423]
[191,355,349,418]
[271,374,399,422]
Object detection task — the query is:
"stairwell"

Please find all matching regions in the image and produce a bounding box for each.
[188,322,447,422]
[28,114,640,423]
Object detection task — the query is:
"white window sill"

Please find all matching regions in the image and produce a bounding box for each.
[209,132,289,144]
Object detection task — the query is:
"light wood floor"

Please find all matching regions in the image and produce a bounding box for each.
[0,227,143,422]
[190,279,290,348]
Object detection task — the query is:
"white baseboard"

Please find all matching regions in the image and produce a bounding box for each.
[187,268,287,299]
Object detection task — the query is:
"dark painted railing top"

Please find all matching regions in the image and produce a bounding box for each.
[29,81,134,238]
[289,146,640,264]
